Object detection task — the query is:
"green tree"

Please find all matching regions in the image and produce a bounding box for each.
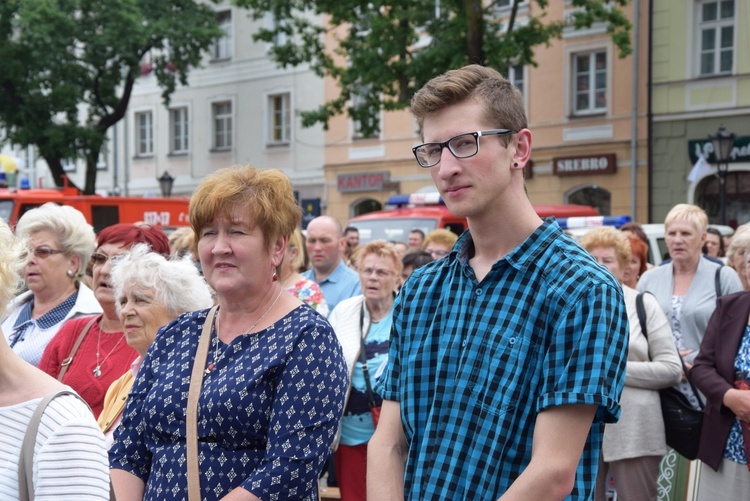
[0,0,222,194]
[234,0,631,137]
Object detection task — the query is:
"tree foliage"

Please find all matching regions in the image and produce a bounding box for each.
[0,0,222,193]
[234,0,632,137]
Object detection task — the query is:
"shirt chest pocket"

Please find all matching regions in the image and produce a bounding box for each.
[465,329,540,418]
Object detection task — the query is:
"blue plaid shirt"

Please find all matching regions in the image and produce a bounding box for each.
[377,219,629,500]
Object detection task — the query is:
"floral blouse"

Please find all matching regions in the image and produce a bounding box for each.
[287,278,329,317]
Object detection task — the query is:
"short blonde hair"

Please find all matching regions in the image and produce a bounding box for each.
[356,240,403,276]
[168,226,196,259]
[579,226,632,270]
[190,166,301,254]
[287,228,306,272]
[15,202,96,279]
[423,229,459,250]
[0,219,26,319]
[664,204,708,235]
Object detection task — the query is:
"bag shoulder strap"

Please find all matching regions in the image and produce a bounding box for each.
[715,265,722,298]
[186,306,218,501]
[18,390,85,501]
[358,304,378,409]
[58,316,98,381]
[636,292,648,340]
[637,291,704,409]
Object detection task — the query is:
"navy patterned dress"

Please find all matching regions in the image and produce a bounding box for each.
[110,305,348,501]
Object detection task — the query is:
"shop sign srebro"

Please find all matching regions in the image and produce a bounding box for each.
[553,154,617,177]
[688,136,750,165]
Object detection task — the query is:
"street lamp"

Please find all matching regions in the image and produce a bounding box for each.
[158,170,175,198]
[709,125,735,225]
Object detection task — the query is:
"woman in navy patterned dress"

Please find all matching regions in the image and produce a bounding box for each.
[110,166,349,501]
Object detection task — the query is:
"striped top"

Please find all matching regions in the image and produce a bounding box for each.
[0,392,111,499]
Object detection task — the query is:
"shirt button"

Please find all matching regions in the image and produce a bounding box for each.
[475,289,483,296]
[509,337,516,346]
[462,338,468,348]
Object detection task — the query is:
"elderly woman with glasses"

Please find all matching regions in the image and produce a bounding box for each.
[327,240,403,501]
[98,244,213,447]
[38,223,170,418]
[1,203,102,366]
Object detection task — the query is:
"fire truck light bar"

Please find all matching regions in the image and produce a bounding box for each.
[557,215,632,230]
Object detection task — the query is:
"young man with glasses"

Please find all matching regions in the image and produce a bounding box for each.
[368,65,629,500]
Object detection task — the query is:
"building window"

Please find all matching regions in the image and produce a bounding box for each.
[170,107,189,154]
[271,14,289,46]
[352,199,382,217]
[698,0,734,76]
[212,101,232,151]
[572,50,607,115]
[96,150,107,170]
[135,111,153,156]
[565,185,611,216]
[268,94,291,145]
[212,11,232,60]
[508,64,524,95]
[351,86,379,139]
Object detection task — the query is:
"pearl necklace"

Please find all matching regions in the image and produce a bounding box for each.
[204,288,283,375]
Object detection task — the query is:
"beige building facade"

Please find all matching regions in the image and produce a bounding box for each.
[323,1,651,227]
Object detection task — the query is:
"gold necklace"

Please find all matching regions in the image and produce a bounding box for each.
[204,288,283,375]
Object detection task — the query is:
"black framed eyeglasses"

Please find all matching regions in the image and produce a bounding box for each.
[412,129,516,168]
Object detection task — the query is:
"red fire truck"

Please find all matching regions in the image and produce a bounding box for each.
[0,185,190,233]
[349,192,601,244]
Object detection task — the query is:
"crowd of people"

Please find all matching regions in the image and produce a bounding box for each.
[1,64,749,501]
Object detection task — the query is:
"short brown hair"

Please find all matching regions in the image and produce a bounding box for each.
[189,166,301,254]
[410,64,527,140]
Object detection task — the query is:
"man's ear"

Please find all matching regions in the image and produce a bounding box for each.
[511,129,533,170]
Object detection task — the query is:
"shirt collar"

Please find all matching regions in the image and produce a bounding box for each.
[455,217,562,270]
[321,260,349,284]
[14,289,80,330]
